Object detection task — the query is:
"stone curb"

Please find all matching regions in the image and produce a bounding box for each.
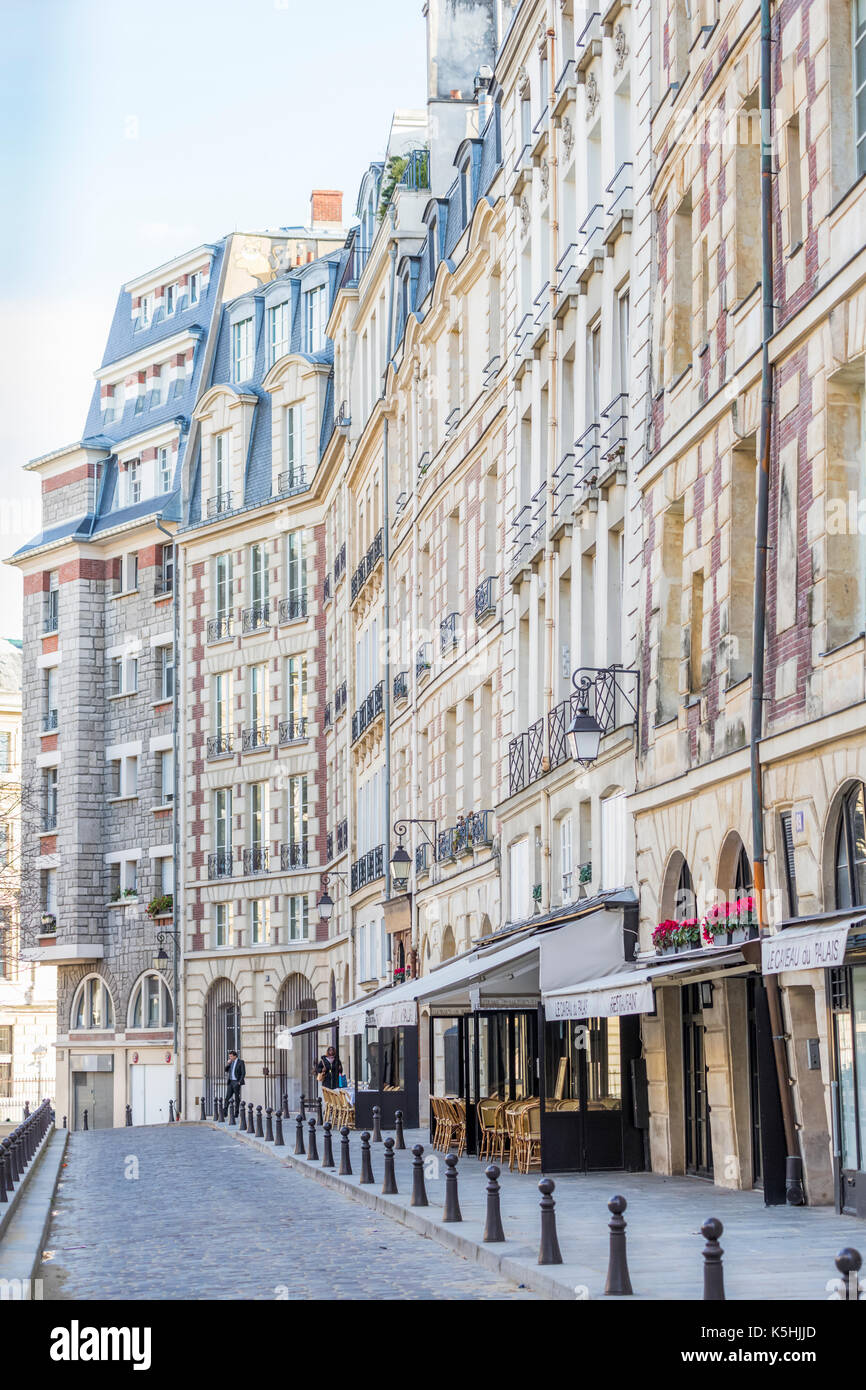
[195,1120,575,1300]
[0,1128,69,1286]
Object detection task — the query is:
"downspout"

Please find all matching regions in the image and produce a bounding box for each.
[541,13,559,913]
[155,513,180,1065]
[381,218,399,925]
[410,359,422,977]
[751,0,803,1203]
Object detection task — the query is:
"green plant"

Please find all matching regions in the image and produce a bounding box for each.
[377,154,409,221]
[122,887,137,898]
[146,893,174,919]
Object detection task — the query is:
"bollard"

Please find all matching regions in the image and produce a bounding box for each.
[316,1096,324,1126]
[264,1107,274,1141]
[382,1137,398,1194]
[62,1116,67,1130]
[281,1093,290,1120]
[701,1218,725,1301]
[168,1099,175,1123]
[834,1248,863,1301]
[294,1113,306,1156]
[239,1100,247,1132]
[604,1195,633,1295]
[126,1104,133,1127]
[371,1105,382,1143]
[410,1143,429,1207]
[274,1111,285,1147]
[483,1164,505,1242]
[228,1099,236,1126]
[200,1096,207,1122]
[255,1105,264,1139]
[394,1109,406,1150]
[322,1122,335,1168]
[359,1130,374,1183]
[299,1093,307,1121]
[307,1118,320,1162]
[443,1153,462,1222]
[339,1125,352,1175]
[537,1178,563,1265]
[83,1108,89,1132]
[0,1140,8,1203]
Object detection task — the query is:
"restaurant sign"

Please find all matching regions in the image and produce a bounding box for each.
[544,980,655,1020]
[762,923,850,976]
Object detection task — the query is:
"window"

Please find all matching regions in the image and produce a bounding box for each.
[189,271,201,306]
[108,857,138,899]
[249,782,267,849]
[735,93,761,301]
[250,898,269,945]
[130,973,173,1029]
[587,320,601,422]
[0,1026,11,1053]
[780,811,799,917]
[215,902,232,948]
[139,295,152,329]
[284,404,304,484]
[72,977,115,1031]
[856,0,866,176]
[286,530,306,603]
[117,551,138,592]
[214,432,230,497]
[165,283,177,316]
[43,766,58,826]
[159,748,174,804]
[250,664,268,728]
[109,654,138,696]
[601,793,627,890]
[214,789,232,854]
[560,815,574,901]
[159,854,174,895]
[287,775,308,845]
[286,655,307,723]
[160,542,174,592]
[672,193,693,378]
[158,446,172,493]
[509,837,529,921]
[232,316,254,382]
[43,866,57,917]
[214,672,232,735]
[288,894,309,942]
[108,754,139,799]
[215,552,232,619]
[674,859,696,918]
[158,644,174,700]
[250,543,268,605]
[0,732,9,772]
[269,301,290,363]
[304,286,327,353]
[45,571,59,632]
[835,783,866,909]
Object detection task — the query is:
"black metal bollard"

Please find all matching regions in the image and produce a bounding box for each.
[371,1105,382,1142]
[62,1116,67,1130]
[701,1218,725,1301]
[410,1143,429,1207]
[538,1178,563,1265]
[239,1100,247,1132]
[359,1130,374,1183]
[294,1113,306,1156]
[382,1136,398,1194]
[604,1195,633,1295]
[200,1096,207,1122]
[299,1093,307,1121]
[125,1104,133,1127]
[835,1248,863,1301]
[82,1108,89,1132]
[307,1118,319,1161]
[483,1164,505,1242]
[339,1125,352,1175]
[316,1096,324,1126]
[281,1093,290,1120]
[394,1109,406,1150]
[255,1105,264,1139]
[322,1122,335,1168]
[274,1111,285,1147]
[168,1099,175,1123]
[228,1099,236,1126]
[265,1107,274,1141]
[0,1140,7,1204]
[443,1153,462,1222]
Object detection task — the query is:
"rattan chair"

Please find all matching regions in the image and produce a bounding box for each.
[477,1098,500,1162]
[446,1098,466,1157]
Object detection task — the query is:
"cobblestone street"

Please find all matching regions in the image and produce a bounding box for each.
[40,1126,535,1301]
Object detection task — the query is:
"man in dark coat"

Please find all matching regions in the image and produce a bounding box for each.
[224,1049,246,1115]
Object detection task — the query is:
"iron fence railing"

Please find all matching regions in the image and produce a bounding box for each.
[278,594,308,623]
[277,466,306,496]
[241,725,270,752]
[350,528,384,602]
[206,492,233,518]
[243,846,269,875]
[208,851,233,879]
[207,732,233,758]
[279,717,307,744]
[207,616,232,643]
[394,670,409,701]
[242,602,270,633]
[474,576,496,623]
[350,844,385,892]
[280,840,308,870]
[440,612,458,655]
[351,680,384,744]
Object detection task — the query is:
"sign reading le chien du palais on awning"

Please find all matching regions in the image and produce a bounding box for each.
[761,922,851,976]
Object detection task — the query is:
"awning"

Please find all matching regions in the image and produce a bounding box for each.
[543,945,752,1020]
[761,914,866,976]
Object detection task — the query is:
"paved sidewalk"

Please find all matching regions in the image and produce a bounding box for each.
[208,1117,865,1300]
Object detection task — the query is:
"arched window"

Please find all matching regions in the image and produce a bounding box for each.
[675,860,696,918]
[129,973,173,1030]
[71,976,115,1031]
[835,782,866,908]
[735,844,753,897]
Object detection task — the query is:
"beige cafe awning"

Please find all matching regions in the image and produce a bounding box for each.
[761,914,866,976]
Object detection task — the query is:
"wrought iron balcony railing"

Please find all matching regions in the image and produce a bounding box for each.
[509,667,640,796]
[278,717,307,744]
[416,643,432,680]
[241,725,270,752]
[206,492,233,518]
[324,703,332,729]
[350,528,384,603]
[242,602,270,634]
[154,571,174,596]
[436,811,494,862]
[508,504,531,576]
[415,843,429,875]
[474,576,496,623]
[601,393,628,464]
[42,812,57,832]
[530,481,547,551]
[393,670,409,702]
[440,612,458,655]
[278,594,308,624]
[243,846,269,875]
[323,573,332,602]
[277,466,306,496]
[336,819,348,854]
[206,733,233,759]
[42,709,59,732]
[207,616,232,643]
[350,844,385,893]
[333,542,346,583]
[552,452,575,531]
[208,851,234,879]
[280,840,308,870]
[326,831,334,861]
[334,681,347,715]
[351,680,384,744]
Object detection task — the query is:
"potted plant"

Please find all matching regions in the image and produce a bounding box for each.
[673,918,702,952]
[652,919,679,955]
[146,893,173,919]
[729,895,757,943]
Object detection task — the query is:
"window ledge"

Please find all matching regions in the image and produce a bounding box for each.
[107,795,139,805]
[151,803,174,813]
[108,691,138,701]
[108,897,139,909]
[151,698,173,709]
[110,589,140,601]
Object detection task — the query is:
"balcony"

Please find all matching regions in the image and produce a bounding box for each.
[416,643,432,681]
[278,717,307,744]
[415,843,429,875]
[577,205,605,285]
[351,680,384,744]
[350,844,385,893]
[482,355,501,390]
[154,571,174,597]
[531,105,550,164]
[242,602,270,634]
[474,576,497,624]
[445,406,461,440]
[243,846,269,875]
[513,313,534,377]
[508,718,545,797]
[508,505,531,582]
[43,598,59,634]
[555,243,580,311]
[277,466,306,497]
[530,482,547,559]
[334,681,348,716]
[278,594,308,624]
[42,709,59,732]
[553,58,577,122]
[574,424,601,512]
[418,450,431,478]
[42,812,57,832]
[324,703,332,729]
[207,732,233,759]
[511,140,532,199]
[440,612,459,656]
[241,725,270,753]
[323,573,332,603]
[208,851,234,880]
[552,453,575,539]
[206,492,233,519]
[532,283,551,348]
[605,162,633,245]
[280,840,308,871]
[326,831,333,861]
[600,394,628,479]
[393,670,409,702]
[436,810,495,861]
[350,528,384,604]
[576,11,603,75]
[336,819,348,854]
[207,616,232,643]
[509,667,639,796]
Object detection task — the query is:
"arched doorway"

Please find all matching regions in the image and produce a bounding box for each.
[204,977,241,1112]
[264,972,317,1111]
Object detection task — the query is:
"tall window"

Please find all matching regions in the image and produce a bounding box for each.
[250,543,268,605]
[214,432,229,497]
[213,672,232,736]
[286,530,306,603]
[45,571,59,632]
[285,404,304,484]
[130,974,173,1029]
[215,903,231,948]
[43,766,58,825]
[158,446,172,493]
[587,320,601,423]
[139,294,152,328]
[249,782,267,849]
[835,782,866,909]
[287,775,308,846]
[214,788,232,854]
[72,977,115,1031]
[560,815,573,901]
[674,859,696,918]
[250,899,269,945]
[250,664,268,728]
[0,732,10,772]
[232,316,254,382]
[215,552,232,619]
[159,749,174,804]
[269,301,290,363]
[304,286,327,353]
[127,460,142,506]
[288,894,309,942]
[286,655,307,723]
[158,644,174,700]
[164,283,177,316]
[189,270,201,306]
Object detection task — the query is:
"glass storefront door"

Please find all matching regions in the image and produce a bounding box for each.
[683,983,713,1178]
[541,1015,626,1170]
[833,964,866,1214]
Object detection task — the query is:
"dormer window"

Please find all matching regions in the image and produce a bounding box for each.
[428,217,438,281]
[232,317,254,382]
[165,283,177,317]
[269,301,290,365]
[126,460,142,506]
[304,287,327,354]
[158,446,172,494]
[139,295,152,329]
[189,271,201,306]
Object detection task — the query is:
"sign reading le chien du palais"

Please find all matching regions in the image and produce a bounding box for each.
[761,924,850,977]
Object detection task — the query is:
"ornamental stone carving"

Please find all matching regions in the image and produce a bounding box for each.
[519,195,531,236]
[562,115,575,160]
[540,159,550,198]
[614,23,629,71]
[585,72,600,120]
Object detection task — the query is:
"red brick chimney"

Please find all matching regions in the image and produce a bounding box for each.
[310,190,343,228]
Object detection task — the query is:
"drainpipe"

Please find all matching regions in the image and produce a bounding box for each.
[540,13,559,913]
[382,223,399,911]
[750,0,803,1204]
[155,513,180,1066]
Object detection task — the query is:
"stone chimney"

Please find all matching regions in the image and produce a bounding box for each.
[310,190,343,230]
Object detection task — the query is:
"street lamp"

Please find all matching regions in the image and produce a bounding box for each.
[390,819,437,897]
[567,678,603,767]
[152,929,179,974]
[317,872,347,923]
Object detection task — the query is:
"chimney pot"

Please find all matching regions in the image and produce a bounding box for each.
[310,189,344,228]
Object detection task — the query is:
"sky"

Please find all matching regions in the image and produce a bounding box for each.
[0,0,427,635]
